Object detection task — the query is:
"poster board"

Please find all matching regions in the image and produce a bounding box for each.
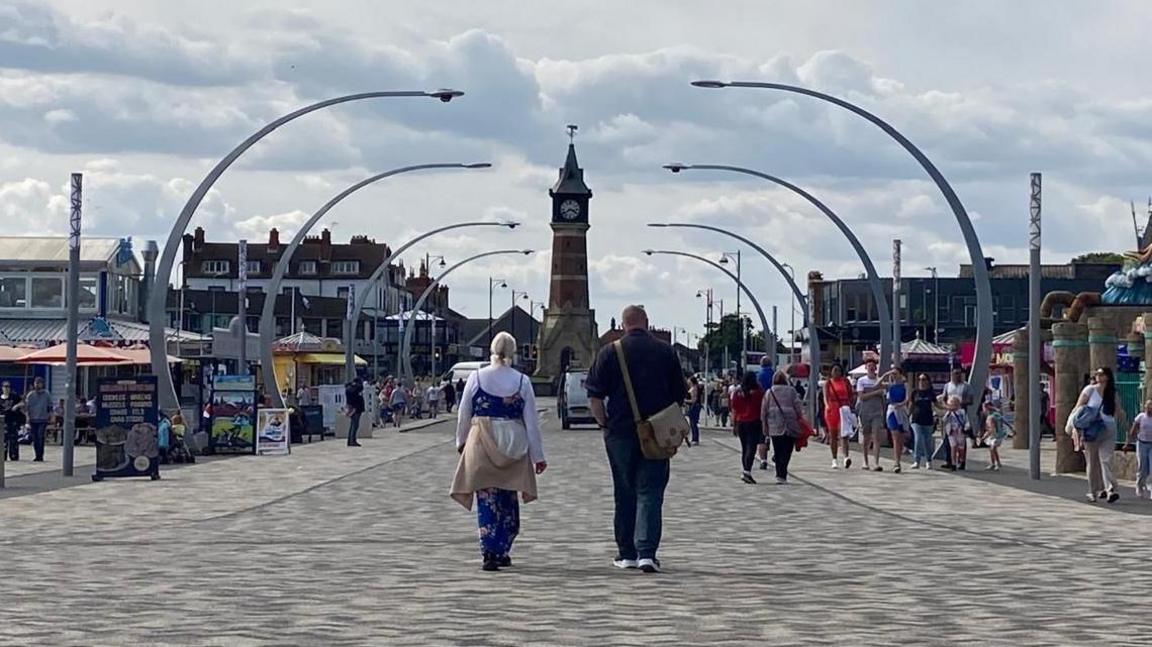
[256,408,290,456]
[298,404,326,441]
[209,375,256,453]
[92,376,160,481]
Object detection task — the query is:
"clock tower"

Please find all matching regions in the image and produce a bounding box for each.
[536,126,598,385]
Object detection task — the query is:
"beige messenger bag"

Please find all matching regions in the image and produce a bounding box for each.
[612,340,690,460]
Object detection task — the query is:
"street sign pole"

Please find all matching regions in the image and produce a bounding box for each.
[1029,173,1042,480]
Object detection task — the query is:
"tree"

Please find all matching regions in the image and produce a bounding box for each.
[702,313,756,371]
[1072,252,1125,264]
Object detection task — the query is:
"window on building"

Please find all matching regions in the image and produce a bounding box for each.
[0,277,27,308]
[77,277,98,310]
[30,277,64,308]
[298,261,317,275]
[201,260,229,274]
[331,260,359,275]
[303,318,323,336]
[244,260,261,275]
[337,286,350,299]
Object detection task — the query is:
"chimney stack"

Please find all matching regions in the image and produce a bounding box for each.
[139,240,159,323]
[268,228,280,251]
[193,227,205,251]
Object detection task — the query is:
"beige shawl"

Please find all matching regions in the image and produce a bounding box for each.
[450,416,537,510]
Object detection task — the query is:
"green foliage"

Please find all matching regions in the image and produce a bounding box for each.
[1072,252,1125,264]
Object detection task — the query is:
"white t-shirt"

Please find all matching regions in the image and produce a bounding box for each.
[426,386,441,402]
[1080,385,1111,421]
[855,375,884,415]
[1134,412,1152,442]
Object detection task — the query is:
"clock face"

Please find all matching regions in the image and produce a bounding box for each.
[559,199,581,220]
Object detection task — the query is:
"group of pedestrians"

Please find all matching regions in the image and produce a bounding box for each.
[0,377,52,462]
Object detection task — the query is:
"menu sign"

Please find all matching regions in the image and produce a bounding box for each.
[92,376,160,481]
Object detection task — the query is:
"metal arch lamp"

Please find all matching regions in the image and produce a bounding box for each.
[148,88,465,411]
[689,79,992,405]
[258,162,493,407]
[643,247,818,421]
[660,161,893,367]
[399,250,535,382]
[641,249,772,354]
[343,218,520,384]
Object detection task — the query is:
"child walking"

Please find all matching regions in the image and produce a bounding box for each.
[981,402,1007,471]
[942,396,968,471]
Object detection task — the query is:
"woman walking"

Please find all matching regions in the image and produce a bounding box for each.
[730,371,765,484]
[761,370,805,484]
[389,382,408,429]
[686,376,703,446]
[823,364,853,469]
[909,373,938,469]
[1074,366,1123,503]
[884,366,911,473]
[451,332,547,571]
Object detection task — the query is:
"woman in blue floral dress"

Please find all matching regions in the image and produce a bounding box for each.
[451,332,547,571]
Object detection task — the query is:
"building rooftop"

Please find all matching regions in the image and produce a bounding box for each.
[0,237,128,265]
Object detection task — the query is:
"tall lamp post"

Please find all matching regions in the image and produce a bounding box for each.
[718,251,743,369]
[688,80,993,415]
[510,290,529,361]
[782,262,797,365]
[696,288,713,375]
[426,255,447,380]
[149,88,466,411]
[925,266,939,344]
[401,252,535,380]
[488,277,507,349]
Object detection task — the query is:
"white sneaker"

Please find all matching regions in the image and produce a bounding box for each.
[637,558,662,573]
[925,463,933,470]
[613,558,638,570]
[831,460,840,469]
[910,462,921,470]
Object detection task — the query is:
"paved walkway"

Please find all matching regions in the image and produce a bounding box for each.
[2,408,1151,645]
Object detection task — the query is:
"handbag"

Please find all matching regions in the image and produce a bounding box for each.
[613,340,690,460]
[768,389,803,438]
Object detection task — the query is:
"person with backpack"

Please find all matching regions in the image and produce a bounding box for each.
[587,305,687,574]
[730,371,765,484]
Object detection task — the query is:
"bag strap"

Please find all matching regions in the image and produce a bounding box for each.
[612,340,643,424]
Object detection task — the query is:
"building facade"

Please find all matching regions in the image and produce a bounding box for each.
[808,258,1121,365]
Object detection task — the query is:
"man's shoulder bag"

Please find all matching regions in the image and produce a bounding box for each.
[613,339,690,460]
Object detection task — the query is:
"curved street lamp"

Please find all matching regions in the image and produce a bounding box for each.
[255,162,493,406]
[340,220,521,388]
[149,88,464,410]
[646,225,818,419]
[661,162,893,367]
[641,249,771,356]
[690,80,992,401]
[643,248,818,421]
[399,249,535,382]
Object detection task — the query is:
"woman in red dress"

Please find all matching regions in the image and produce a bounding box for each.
[823,363,853,469]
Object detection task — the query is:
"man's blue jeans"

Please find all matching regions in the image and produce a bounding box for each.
[29,421,47,461]
[912,423,934,465]
[687,404,702,444]
[347,411,362,445]
[604,431,669,561]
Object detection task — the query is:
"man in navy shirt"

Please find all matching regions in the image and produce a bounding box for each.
[587,305,686,573]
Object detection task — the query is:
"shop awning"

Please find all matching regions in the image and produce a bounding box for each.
[15,342,133,366]
[296,352,367,366]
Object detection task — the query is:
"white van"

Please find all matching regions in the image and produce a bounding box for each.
[442,361,486,385]
[557,370,595,429]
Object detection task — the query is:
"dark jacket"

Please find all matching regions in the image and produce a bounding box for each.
[345,381,365,414]
[585,329,687,437]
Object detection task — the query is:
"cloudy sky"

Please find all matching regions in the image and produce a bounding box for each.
[3,0,1151,339]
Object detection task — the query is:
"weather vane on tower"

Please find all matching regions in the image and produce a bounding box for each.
[566,124,578,143]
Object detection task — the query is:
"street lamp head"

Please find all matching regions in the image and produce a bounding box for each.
[427,88,464,102]
[690,80,729,89]
[718,255,729,265]
[663,163,690,173]
[500,281,507,288]
[641,249,656,256]
[520,249,534,255]
[499,221,521,229]
[438,257,446,268]
[463,162,493,169]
